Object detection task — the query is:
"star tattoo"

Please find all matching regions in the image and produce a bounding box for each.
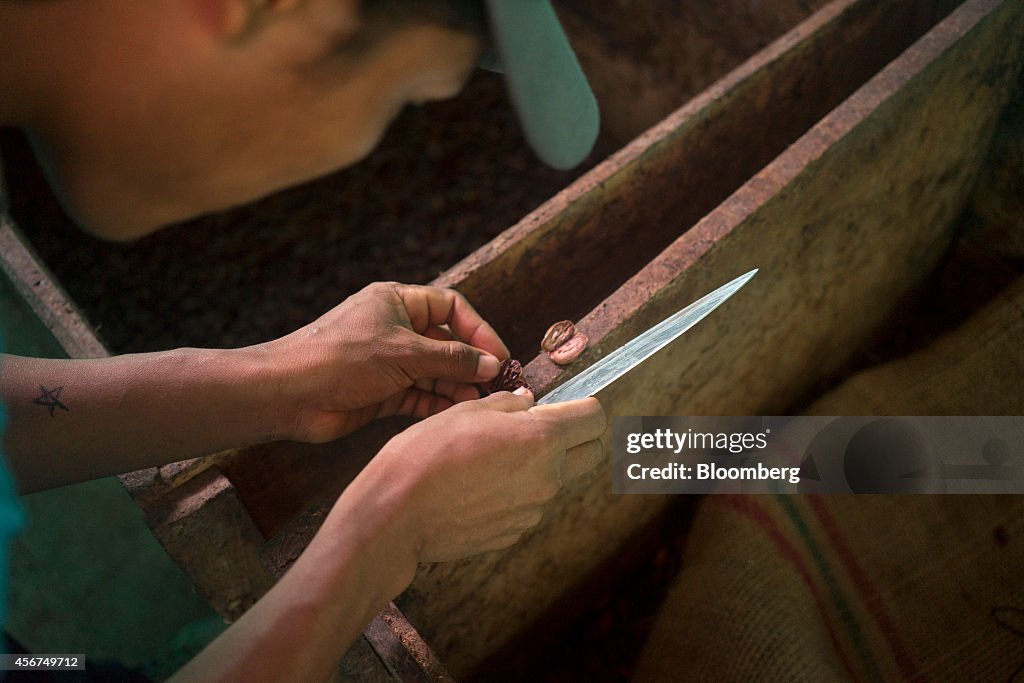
[33,385,69,417]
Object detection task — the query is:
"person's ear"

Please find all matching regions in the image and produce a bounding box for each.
[183,0,252,40]
[187,0,306,42]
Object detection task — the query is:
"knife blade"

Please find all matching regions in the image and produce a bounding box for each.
[537,269,758,405]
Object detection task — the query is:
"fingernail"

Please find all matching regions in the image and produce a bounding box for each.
[477,354,500,379]
[513,386,532,396]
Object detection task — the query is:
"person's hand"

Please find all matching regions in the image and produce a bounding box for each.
[332,389,607,597]
[263,282,509,442]
[169,390,603,683]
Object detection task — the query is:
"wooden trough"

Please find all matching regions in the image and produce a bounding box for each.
[1,0,1021,678]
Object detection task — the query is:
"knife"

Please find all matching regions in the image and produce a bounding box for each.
[537,270,758,405]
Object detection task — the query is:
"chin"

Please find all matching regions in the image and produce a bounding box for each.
[56,189,181,242]
[31,156,175,242]
[71,211,167,243]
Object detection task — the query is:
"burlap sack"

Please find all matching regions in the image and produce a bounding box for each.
[807,277,1024,417]
[633,279,1024,681]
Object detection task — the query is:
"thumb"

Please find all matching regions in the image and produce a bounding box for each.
[475,387,535,412]
[400,332,501,384]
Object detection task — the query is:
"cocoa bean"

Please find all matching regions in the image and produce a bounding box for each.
[490,359,533,393]
[541,320,576,352]
[549,332,589,365]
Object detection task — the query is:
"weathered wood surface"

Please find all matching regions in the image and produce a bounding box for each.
[441,0,963,359]
[0,218,107,360]
[555,0,831,145]
[395,0,1024,675]
[129,468,275,620]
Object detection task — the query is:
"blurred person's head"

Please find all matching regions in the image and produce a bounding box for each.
[0,0,486,239]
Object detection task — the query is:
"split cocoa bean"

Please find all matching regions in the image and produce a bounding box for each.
[489,359,533,394]
[541,320,589,365]
[541,320,576,352]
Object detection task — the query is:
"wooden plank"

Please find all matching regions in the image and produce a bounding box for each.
[557,0,832,145]
[137,467,275,620]
[0,215,107,360]
[438,0,962,359]
[363,604,456,683]
[397,0,1024,675]
[260,505,447,681]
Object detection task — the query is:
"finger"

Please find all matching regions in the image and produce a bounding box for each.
[397,285,510,360]
[450,382,483,404]
[388,388,455,419]
[531,397,607,451]
[507,509,545,533]
[478,532,524,554]
[402,332,501,383]
[474,388,535,413]
[423,325,456,343]
[412,378,480,404]
[477,507,546,534]
[561,439,605,481]
[413,377,443,395]
[421,328,495,396]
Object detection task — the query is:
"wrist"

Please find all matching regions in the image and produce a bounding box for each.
[167,344,292,446]
[312,452,423,602]
[246,333,339,443]
[230,340,305,443]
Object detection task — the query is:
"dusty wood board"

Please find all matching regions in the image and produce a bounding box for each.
[438,0,963,359]
[395,0,1024,675]
[555,0,831,145]
[0,219,107,360]
[135,467,276,621]
[215,419,405,538]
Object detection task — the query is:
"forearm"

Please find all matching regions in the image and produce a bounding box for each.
[0,347,287,492]
[170,479,414,683]
[168,388,605,681]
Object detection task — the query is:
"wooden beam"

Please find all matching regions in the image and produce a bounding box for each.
[400,0,1024,674]
[437,0,965,359]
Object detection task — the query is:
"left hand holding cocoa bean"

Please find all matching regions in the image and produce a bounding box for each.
[263,282,509,442]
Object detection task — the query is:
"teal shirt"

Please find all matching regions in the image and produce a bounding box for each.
[0,344,27,627]
[1,165,27,628]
